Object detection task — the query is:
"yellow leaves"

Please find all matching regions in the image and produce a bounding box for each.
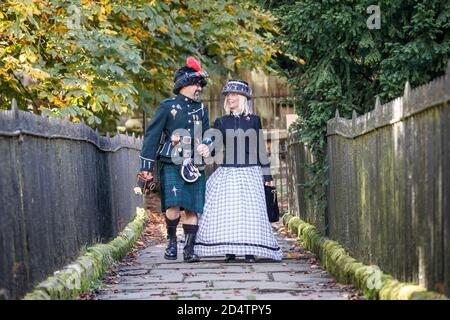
[129,37,141,45]
[282,51,306,66]
[19,50,38,64]
[122,27,136,36]
[54,23,69,34]
[2,57,14,70]
[0,0,279,127]
[158,26,169,33]
[100,0,112,15]
[56,8,65,16]
[84,83,93,95]
[121,25,150,41]
[225,4,236,16]
[97,0,112,22]
[3,54,48,81]
[90,100,98,112]
[68,42,78,51]
[71,117,80,123]
[136,29,150,39]
[50,95,68,108]
[97,14,107,22]
[0,68,12,80]
[8,0,41,17]
[40,12,50,27]
[149,68,158,75]
[102,29,118,36]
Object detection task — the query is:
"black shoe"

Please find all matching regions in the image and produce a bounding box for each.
[245,255,256,263]
[164,237,177,260]
[164,216,180,260]
[225,254,236,262]
[183,231,200,263]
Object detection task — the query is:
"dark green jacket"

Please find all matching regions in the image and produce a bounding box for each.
[140,94,210,172]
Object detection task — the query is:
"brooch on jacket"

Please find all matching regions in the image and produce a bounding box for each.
[171,108,178,119]
[245,116,251,121]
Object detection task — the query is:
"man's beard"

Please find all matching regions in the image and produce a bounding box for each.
[193,89,202,102]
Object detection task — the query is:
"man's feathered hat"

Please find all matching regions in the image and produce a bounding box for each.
[173,57,209,94]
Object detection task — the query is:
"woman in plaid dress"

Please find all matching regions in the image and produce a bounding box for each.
[194,80,283,262]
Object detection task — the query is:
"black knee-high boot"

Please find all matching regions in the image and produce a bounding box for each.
[183,224,200,263]
[164,216,180,260]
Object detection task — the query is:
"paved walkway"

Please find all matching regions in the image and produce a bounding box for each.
[91,212,362,300]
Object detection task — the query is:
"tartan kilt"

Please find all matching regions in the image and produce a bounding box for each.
[159,162,206,214]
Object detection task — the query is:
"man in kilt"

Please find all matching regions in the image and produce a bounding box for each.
[138,57,211,262]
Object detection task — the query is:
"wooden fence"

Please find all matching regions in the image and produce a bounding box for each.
[286,132,326,234]
[287,65,450,295]
[0,101,143,299]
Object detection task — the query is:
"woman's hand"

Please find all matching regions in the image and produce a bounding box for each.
[264,180,275,187]
[197,144,210,157]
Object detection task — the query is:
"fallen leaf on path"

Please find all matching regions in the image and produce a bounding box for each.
[136,241,145,247]
[182,272,195,277]
[286,252,306,259]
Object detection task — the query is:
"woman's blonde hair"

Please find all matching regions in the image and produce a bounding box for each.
[223,93,251,116]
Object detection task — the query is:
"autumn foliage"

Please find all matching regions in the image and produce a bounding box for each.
[0,0,277,129]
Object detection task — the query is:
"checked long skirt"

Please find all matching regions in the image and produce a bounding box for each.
[159,163,206,214]
[194,166,283,261]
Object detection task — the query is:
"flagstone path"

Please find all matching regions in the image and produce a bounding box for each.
[90,209,363,300]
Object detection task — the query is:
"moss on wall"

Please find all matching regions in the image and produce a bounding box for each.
[284,214,448,300]
[22,208,147,300]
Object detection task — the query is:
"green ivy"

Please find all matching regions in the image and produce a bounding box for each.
[257,0,450,212]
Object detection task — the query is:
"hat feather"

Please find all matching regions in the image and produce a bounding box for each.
[186,56,202,72]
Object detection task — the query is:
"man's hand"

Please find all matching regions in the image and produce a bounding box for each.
[139,171,153,181]
[171,134,181,146]
[197,143,210,157]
